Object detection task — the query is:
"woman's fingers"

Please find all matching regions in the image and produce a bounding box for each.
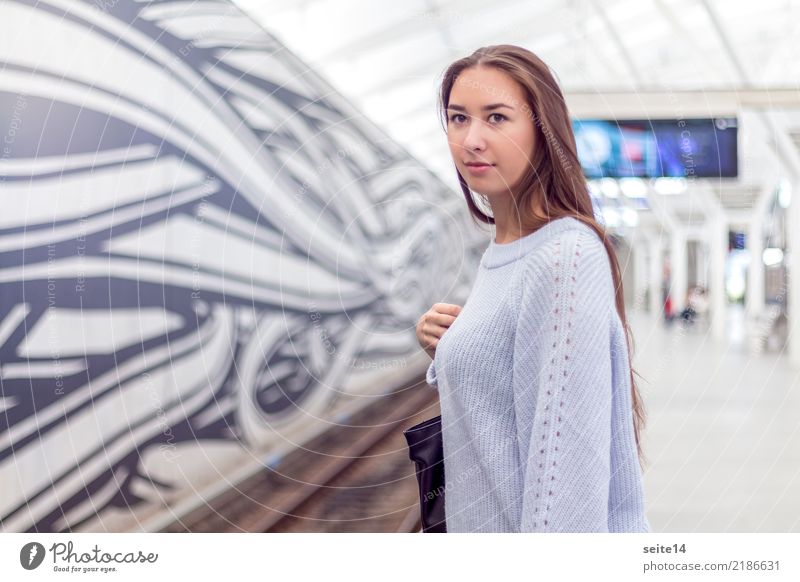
[431,303,462,329]
[429,312,458,328]
[433,303,462,317]
[417,303,463,357]
[423,322,448,343]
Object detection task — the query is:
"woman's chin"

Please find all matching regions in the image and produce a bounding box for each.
[472,187,513,199]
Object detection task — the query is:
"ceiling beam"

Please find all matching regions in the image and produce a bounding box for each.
[566,88,800,118]
[589,0,644,87]
[699,0,752,85]
[699,0,800,197]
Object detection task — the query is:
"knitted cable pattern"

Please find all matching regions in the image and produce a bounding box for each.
[425,217,650,533]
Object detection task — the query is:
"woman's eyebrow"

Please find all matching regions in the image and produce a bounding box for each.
[447,103,515,112]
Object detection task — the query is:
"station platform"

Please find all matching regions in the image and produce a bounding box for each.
[631,306,800,532]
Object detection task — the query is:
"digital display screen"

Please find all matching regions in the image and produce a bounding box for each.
[572,118,738,178]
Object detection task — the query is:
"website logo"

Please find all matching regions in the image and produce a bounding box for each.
[20,542,46,570]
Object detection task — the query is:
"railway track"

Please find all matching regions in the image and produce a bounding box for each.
[161,379,439,533]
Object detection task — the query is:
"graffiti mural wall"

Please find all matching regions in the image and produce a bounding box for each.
[0,0,481,531]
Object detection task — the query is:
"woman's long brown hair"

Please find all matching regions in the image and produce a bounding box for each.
[439,44,647,468]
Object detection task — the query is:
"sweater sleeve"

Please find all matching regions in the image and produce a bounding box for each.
[513,230,614,532]
[425,358,438,389]
[608,322,651,532]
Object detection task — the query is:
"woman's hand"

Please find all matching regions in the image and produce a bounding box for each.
[416,303,462,359]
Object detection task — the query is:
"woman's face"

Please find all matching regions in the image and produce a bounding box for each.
[446,66,537,199]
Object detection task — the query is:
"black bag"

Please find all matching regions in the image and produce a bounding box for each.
[403,415,447,532]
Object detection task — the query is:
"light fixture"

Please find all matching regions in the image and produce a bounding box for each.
[763,247,783,266]
[619,177,647,198]
[602,207,620,227]
[778,179,792,209]
[599,178,619,198]
[621,207,639,227]
[652,177,687,195]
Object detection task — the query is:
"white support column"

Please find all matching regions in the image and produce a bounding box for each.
[788,179,800,368]
[746,214,765,319]
[670,229,688,313]
[709,216,728,341]
[746,184,775,320]
[696,240,709,290]
[648,236,663,316]
[633,234,649,312]
[692,183,729,341]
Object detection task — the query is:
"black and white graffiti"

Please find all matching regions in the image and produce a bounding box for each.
[0,0,479,532]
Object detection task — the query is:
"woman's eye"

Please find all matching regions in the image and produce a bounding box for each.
[448,113,505,124]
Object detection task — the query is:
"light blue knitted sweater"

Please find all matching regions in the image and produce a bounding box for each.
[426,217,651,533]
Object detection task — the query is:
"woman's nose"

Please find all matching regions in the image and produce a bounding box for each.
[463,119,487,151]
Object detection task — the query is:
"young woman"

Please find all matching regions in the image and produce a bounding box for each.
[415,45,650,533]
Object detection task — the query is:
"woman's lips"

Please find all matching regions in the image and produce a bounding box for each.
[464,163,494,176]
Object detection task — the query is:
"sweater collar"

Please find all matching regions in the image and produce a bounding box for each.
[480,217,584,269]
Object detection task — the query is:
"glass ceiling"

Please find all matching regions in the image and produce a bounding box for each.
[233,0,800,227]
